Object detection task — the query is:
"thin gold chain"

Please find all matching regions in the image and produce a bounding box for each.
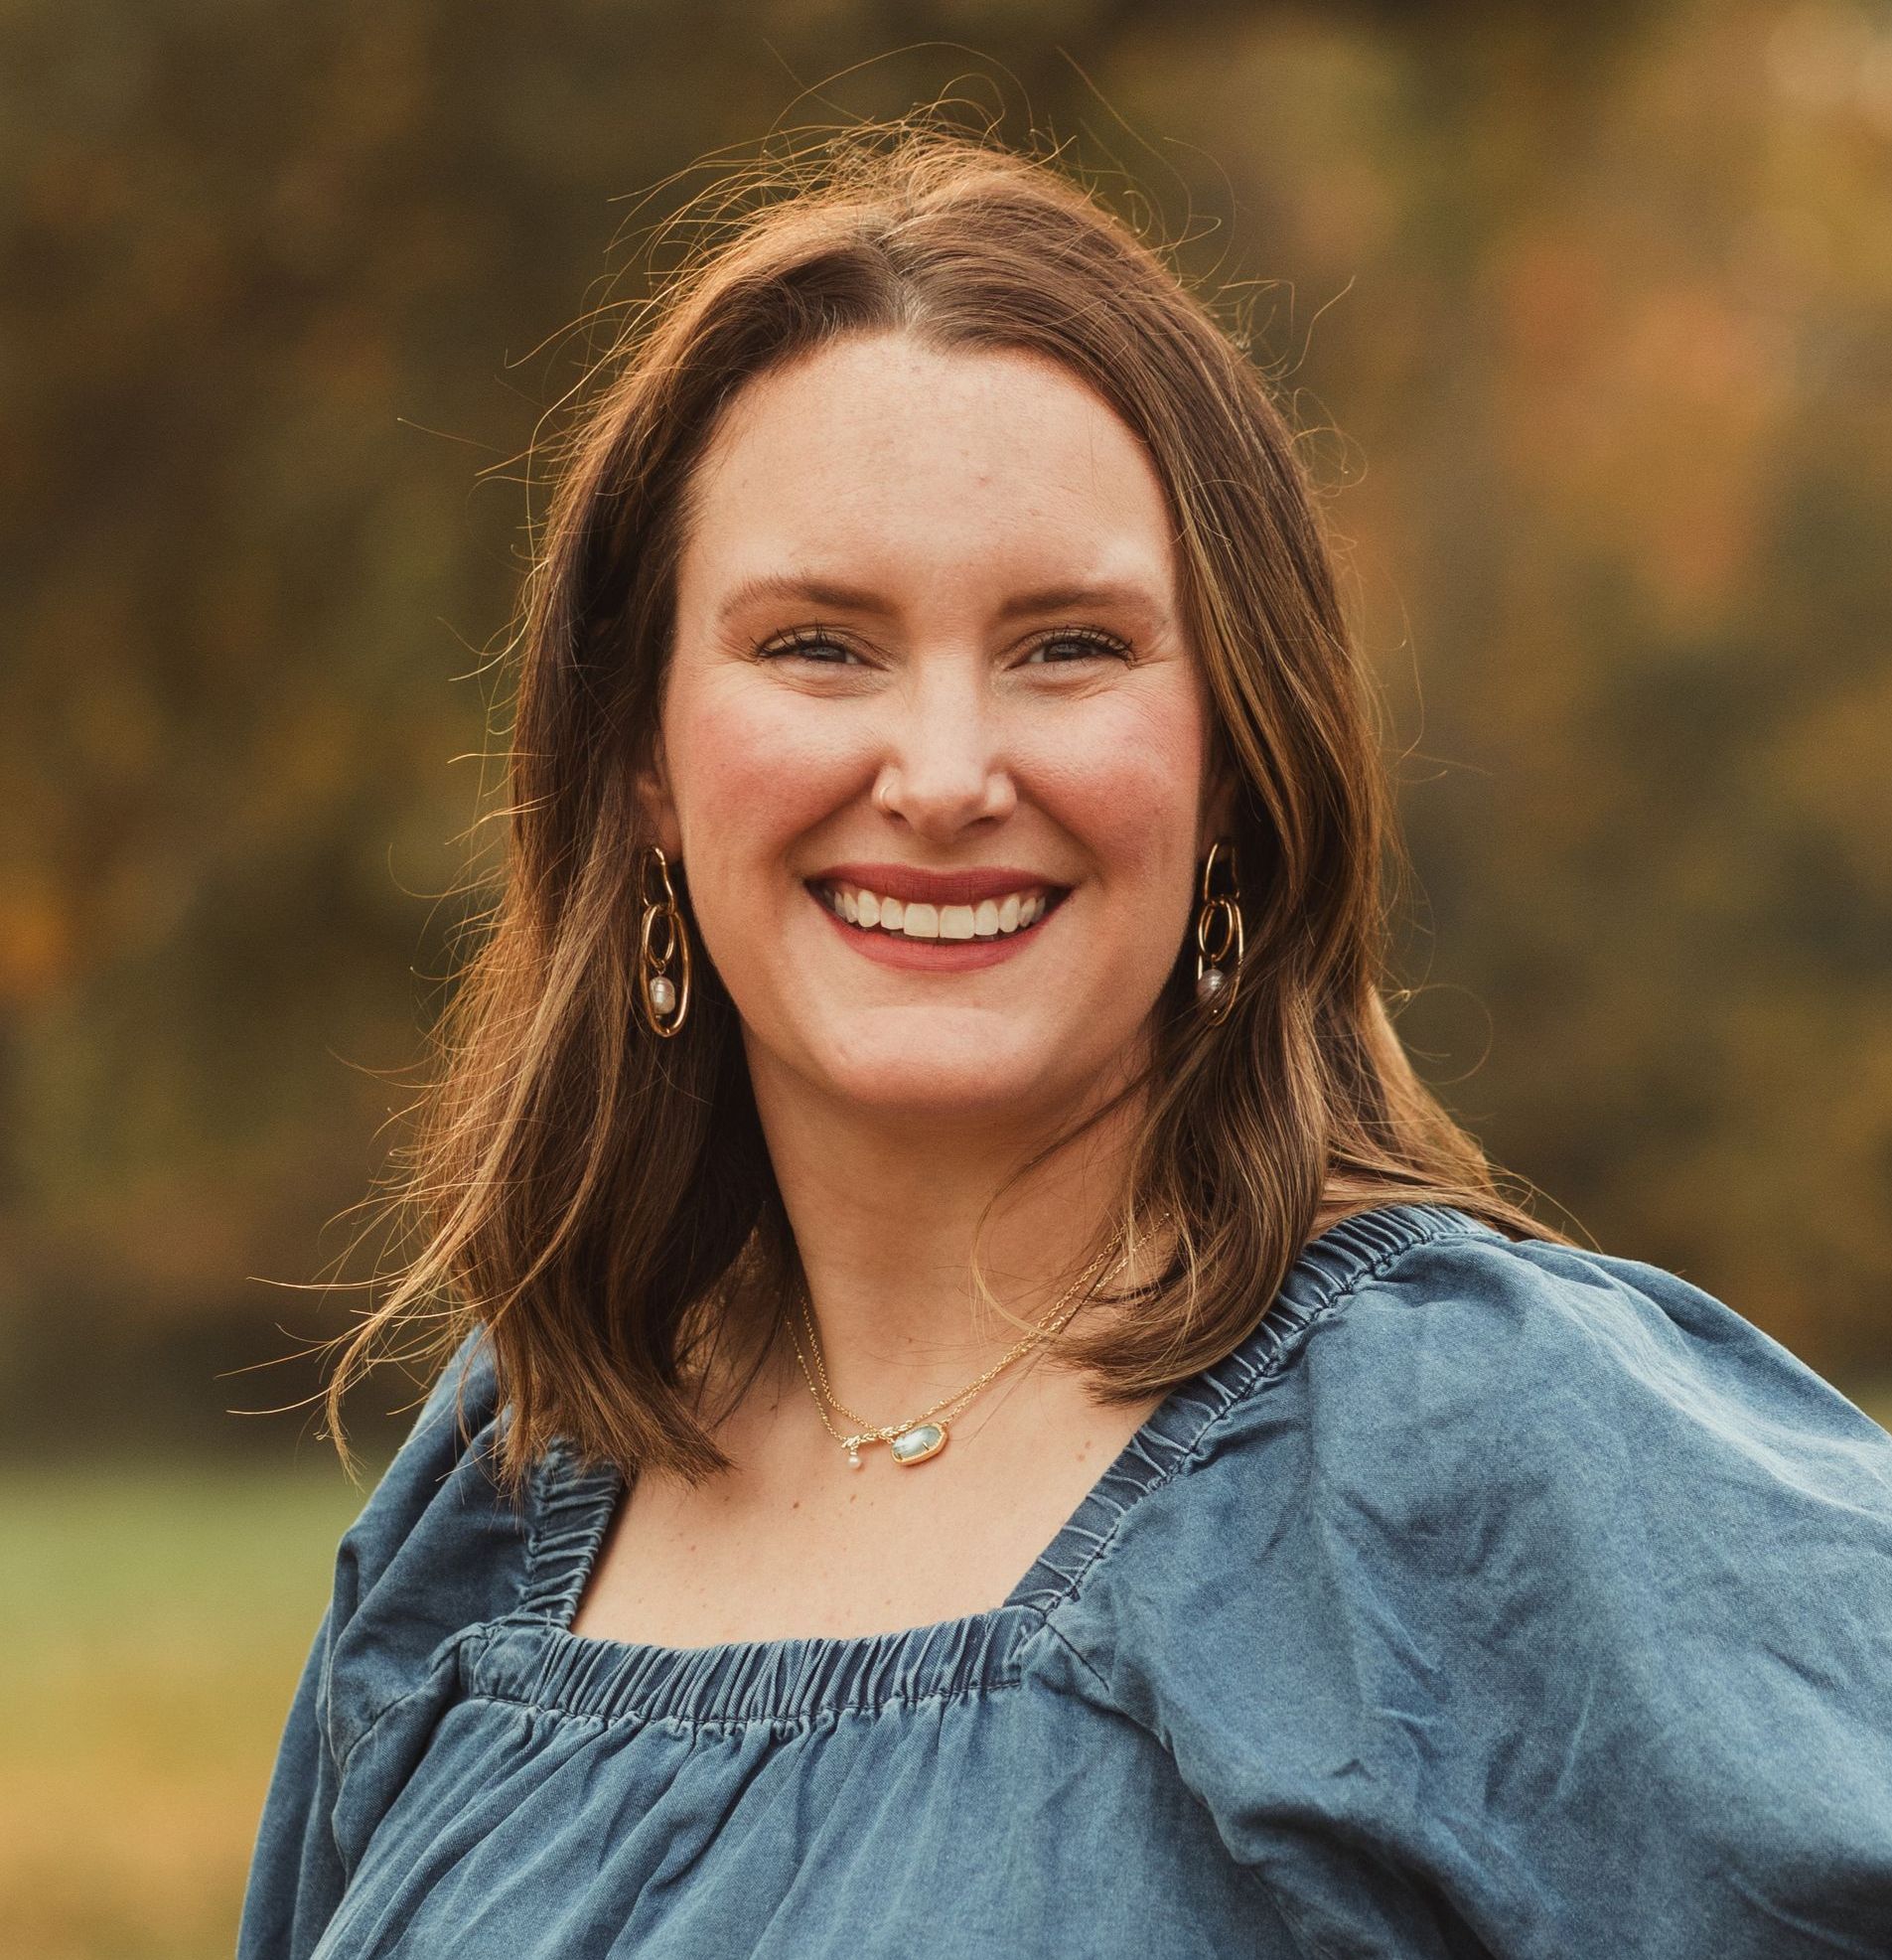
[796,1236,1124,1435]
[787,1234,1133,1458]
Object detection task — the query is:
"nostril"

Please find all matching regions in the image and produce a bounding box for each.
[870,758,1018,829]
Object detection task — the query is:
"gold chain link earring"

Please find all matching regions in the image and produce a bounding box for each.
[1195,839,1243,1024]
[635,844,693,1039]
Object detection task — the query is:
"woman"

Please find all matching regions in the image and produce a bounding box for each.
[238,129,1892,1958]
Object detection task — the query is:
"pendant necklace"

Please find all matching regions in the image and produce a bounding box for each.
[787,1235,1133,1470]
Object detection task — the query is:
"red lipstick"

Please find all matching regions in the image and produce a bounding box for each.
[807,862,1067,907]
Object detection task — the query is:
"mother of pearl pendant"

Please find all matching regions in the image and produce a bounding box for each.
[889,1422,947,1466]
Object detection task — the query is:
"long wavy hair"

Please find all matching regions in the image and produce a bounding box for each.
[311,122,1574,1495]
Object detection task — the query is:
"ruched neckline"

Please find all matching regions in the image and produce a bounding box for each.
[463,1200,1489,1729]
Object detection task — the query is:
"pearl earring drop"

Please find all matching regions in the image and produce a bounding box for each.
[1194,840,1242,1023]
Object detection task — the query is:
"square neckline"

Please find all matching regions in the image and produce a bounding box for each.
[466,1201,1487,1727]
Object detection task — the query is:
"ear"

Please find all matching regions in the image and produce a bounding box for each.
[634,732,685,859]
[1198,755,1239,859]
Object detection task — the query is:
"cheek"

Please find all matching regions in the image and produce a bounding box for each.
[1033,686,1209,899]
[663,671,867,872]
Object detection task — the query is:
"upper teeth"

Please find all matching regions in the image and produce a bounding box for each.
[819,884,1052,940]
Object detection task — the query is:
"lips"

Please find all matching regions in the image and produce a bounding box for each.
[803,863,1072,964]
[807,862,1069,908]
[806,863,1071,946]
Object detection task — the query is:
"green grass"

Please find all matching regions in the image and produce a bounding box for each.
[0,1461,377,1960]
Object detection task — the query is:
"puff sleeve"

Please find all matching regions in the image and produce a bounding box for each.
[1123,1231,1892,1958]
[236,1328,518,1960]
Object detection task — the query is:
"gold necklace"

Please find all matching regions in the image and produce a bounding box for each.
[787,1237,1132,1469]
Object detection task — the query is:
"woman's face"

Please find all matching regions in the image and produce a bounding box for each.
[644,331,1230,1130]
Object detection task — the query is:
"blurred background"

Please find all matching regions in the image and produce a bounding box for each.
[5,0,1889,1952]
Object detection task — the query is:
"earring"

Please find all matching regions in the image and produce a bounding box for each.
[636,844,692,1038]
[1195,839,1242,1024]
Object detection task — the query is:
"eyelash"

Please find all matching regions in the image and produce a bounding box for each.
[755,624,1132,666]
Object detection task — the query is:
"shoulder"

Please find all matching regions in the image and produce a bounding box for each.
[1054,1199,1892,1738]
[1187,1213,1892,1573]
[1047,1211,1892,1949]
[239,1330,532,1952]
[1274,1216,1892,1504]
[323,1327,531,1764]
[331,1327,505,1610]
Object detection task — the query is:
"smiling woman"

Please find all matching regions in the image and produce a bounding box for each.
[239,125,1892,1959]
[652,332,1218,1135]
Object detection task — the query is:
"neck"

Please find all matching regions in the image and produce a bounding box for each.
[741,1053,1151,1428]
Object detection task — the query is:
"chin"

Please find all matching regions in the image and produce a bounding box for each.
[808,1014,1098,1126]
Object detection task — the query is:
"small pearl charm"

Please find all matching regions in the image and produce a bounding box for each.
[1196,966,1228,1005]
[649,974,677,1017]
[847,1447,862,1469]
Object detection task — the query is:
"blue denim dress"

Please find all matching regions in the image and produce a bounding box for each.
[238,1202,1892,1957]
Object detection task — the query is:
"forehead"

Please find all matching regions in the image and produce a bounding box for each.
[676,333,1180,610]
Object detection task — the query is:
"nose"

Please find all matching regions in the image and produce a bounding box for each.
[870,662,1016,841]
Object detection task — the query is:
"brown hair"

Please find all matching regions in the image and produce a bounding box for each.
[312,121,1574,1494]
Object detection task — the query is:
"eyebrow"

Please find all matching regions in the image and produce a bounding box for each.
[713,571,1168,630]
